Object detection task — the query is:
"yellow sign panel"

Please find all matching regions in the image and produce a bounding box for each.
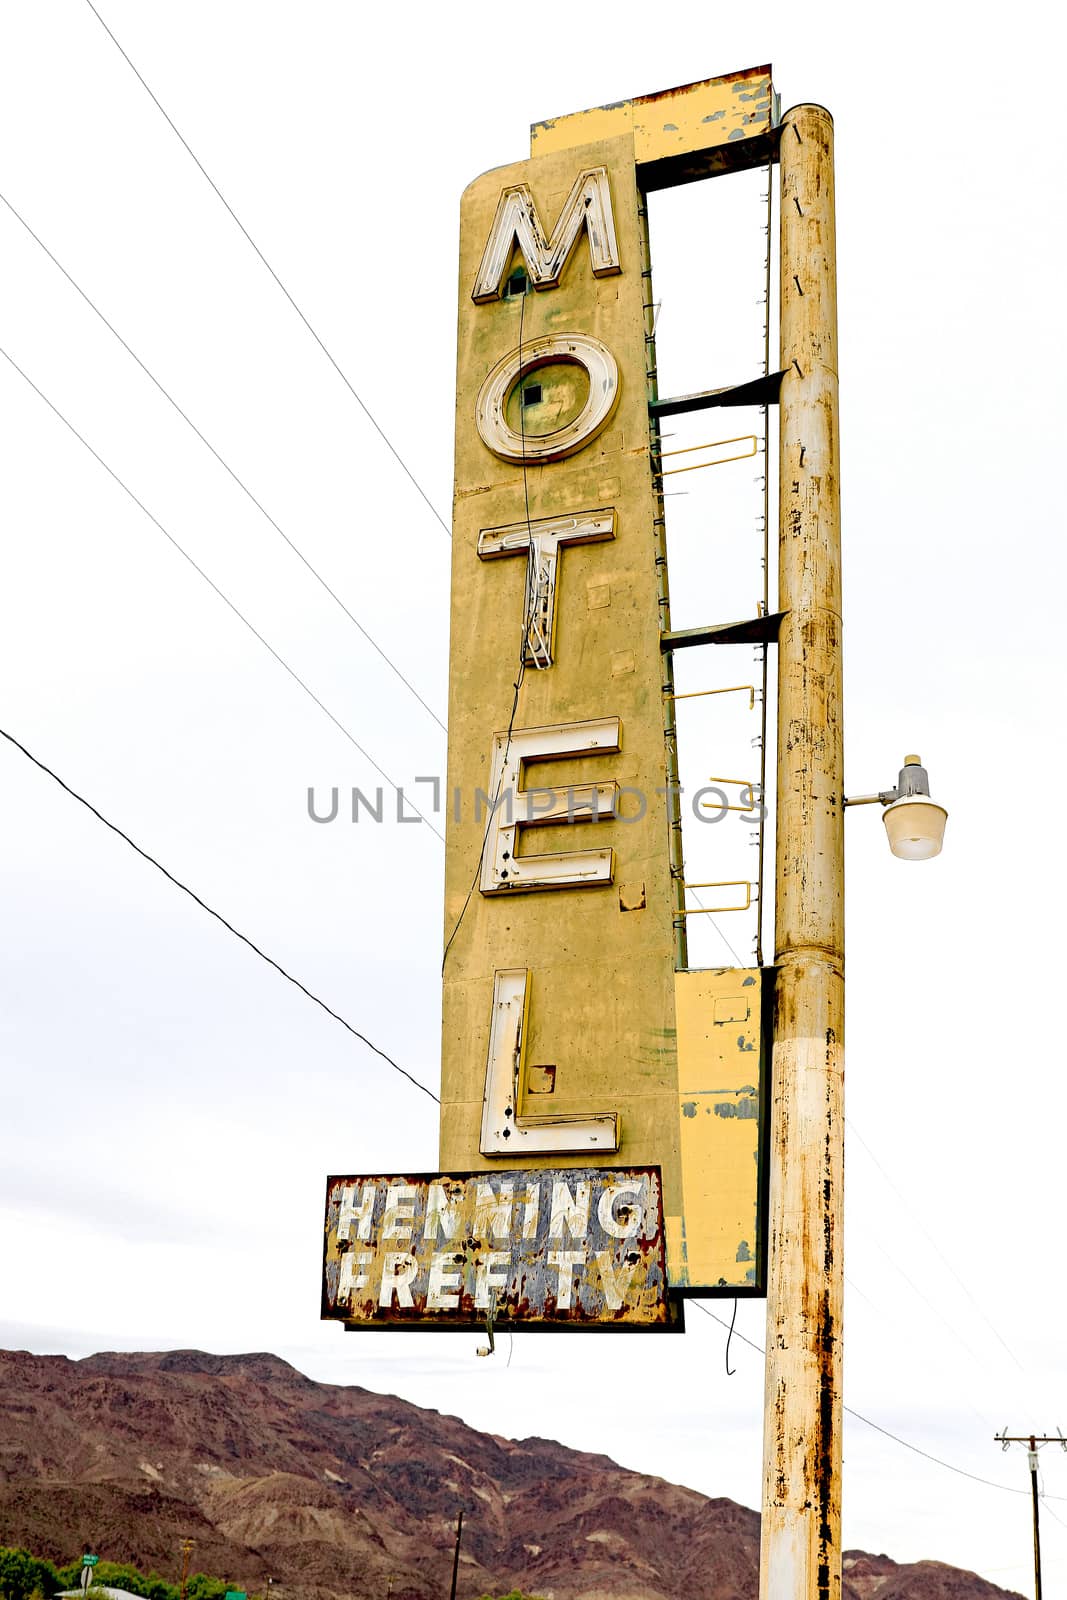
[530,66,777,185]
[441,70,772,1296]
[671,968,767,1290]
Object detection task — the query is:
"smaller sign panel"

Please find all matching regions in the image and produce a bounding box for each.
[322,1167,679,1332]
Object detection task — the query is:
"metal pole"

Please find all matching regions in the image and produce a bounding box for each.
[759,103,844,1600]
[448,1509,463,1600]
[1028,1438,1043,1600]
[179,1540,193,1600]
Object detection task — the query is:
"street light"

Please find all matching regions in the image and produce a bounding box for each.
[845,754,948,860]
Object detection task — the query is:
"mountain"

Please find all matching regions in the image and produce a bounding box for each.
[0,1349,1021,1600]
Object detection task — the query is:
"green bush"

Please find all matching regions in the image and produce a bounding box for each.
[0,1548,60,1600]
[0,1548,238,1600]
[475,1591,545,1600]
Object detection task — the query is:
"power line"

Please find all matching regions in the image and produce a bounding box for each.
[0,724,440,1106]
[1040,1483,1067,1535]
[0,189,446,736]
[843,1266,998,1437]
[846,1117,1026,1371]
[82,0,451,541]
[691,1302,1067,1502]
[0,343,442,840]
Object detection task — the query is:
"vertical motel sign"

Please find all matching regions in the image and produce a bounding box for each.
[323,67,779,1334]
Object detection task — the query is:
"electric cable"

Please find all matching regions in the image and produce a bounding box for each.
[0,725,440,1105]
[691,1301,1067,1501]
[0,343,443,840]
[846,1116,1026,1373]
[0,190,446,734]
[1040,1482,1067,1534]
[843,1268,997,1436]
[692,886,746,967]
[865,1233,1000,1393]
[441,286,535,968]
[81,0,451,540]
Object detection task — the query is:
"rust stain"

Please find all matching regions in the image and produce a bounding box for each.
[322,1166,676,1331]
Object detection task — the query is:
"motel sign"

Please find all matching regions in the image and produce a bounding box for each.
[324,67,780,1333]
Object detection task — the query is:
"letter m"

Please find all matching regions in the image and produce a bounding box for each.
[472,167,620,304]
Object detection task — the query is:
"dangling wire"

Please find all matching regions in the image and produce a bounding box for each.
[441,286,535,968]
[725,1296,739,1375]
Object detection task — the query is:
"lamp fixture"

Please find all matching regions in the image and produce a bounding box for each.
[845,754,948,860]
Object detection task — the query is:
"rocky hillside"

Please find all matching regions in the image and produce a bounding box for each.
[0,1349,1021,1600]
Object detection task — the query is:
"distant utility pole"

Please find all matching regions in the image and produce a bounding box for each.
[994,1430,1066,1600]
[178,1540,195,1600]
[447,1510,463,1600]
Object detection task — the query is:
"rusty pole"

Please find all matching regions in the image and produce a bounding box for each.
[759,104,844,1600]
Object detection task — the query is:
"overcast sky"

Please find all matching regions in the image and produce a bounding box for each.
[1,3,1064,1596]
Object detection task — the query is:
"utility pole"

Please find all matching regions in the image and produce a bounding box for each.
[995,1430,1067,1600]
[178,1540,194,1600]
[447,1509,463,1600]
[759,102,844,1600]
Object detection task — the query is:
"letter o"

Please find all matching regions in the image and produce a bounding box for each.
[475,332,620,463]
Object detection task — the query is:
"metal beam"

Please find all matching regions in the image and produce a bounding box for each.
[661,611,785,652]
[651,370,786,419]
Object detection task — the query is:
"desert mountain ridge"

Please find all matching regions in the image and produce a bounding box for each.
[0,1347,1022,1600]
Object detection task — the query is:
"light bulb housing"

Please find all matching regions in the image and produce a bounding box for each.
[844,753,948,858]
[881,755,947,859]
[882,794,948,860]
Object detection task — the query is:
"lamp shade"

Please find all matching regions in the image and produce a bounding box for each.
[882,795,948,860]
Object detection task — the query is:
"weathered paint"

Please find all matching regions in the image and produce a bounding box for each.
[439,69,776,1305]
[529,67,776,184]
[321,1167,677,1330]
[667,967,768,1292]
[441,127,683,1206]
[759,106,844,1600]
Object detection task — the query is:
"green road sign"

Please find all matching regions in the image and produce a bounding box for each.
[82,1558,99,1568]
[224,1592,246,1599]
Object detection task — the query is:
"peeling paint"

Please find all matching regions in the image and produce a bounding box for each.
[714,1098,758,1121]
[323,1167,676,1330]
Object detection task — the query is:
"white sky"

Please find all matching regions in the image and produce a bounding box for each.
[0,3,1064,1595]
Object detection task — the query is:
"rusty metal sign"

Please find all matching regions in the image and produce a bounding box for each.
[322,1166,680,1332]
